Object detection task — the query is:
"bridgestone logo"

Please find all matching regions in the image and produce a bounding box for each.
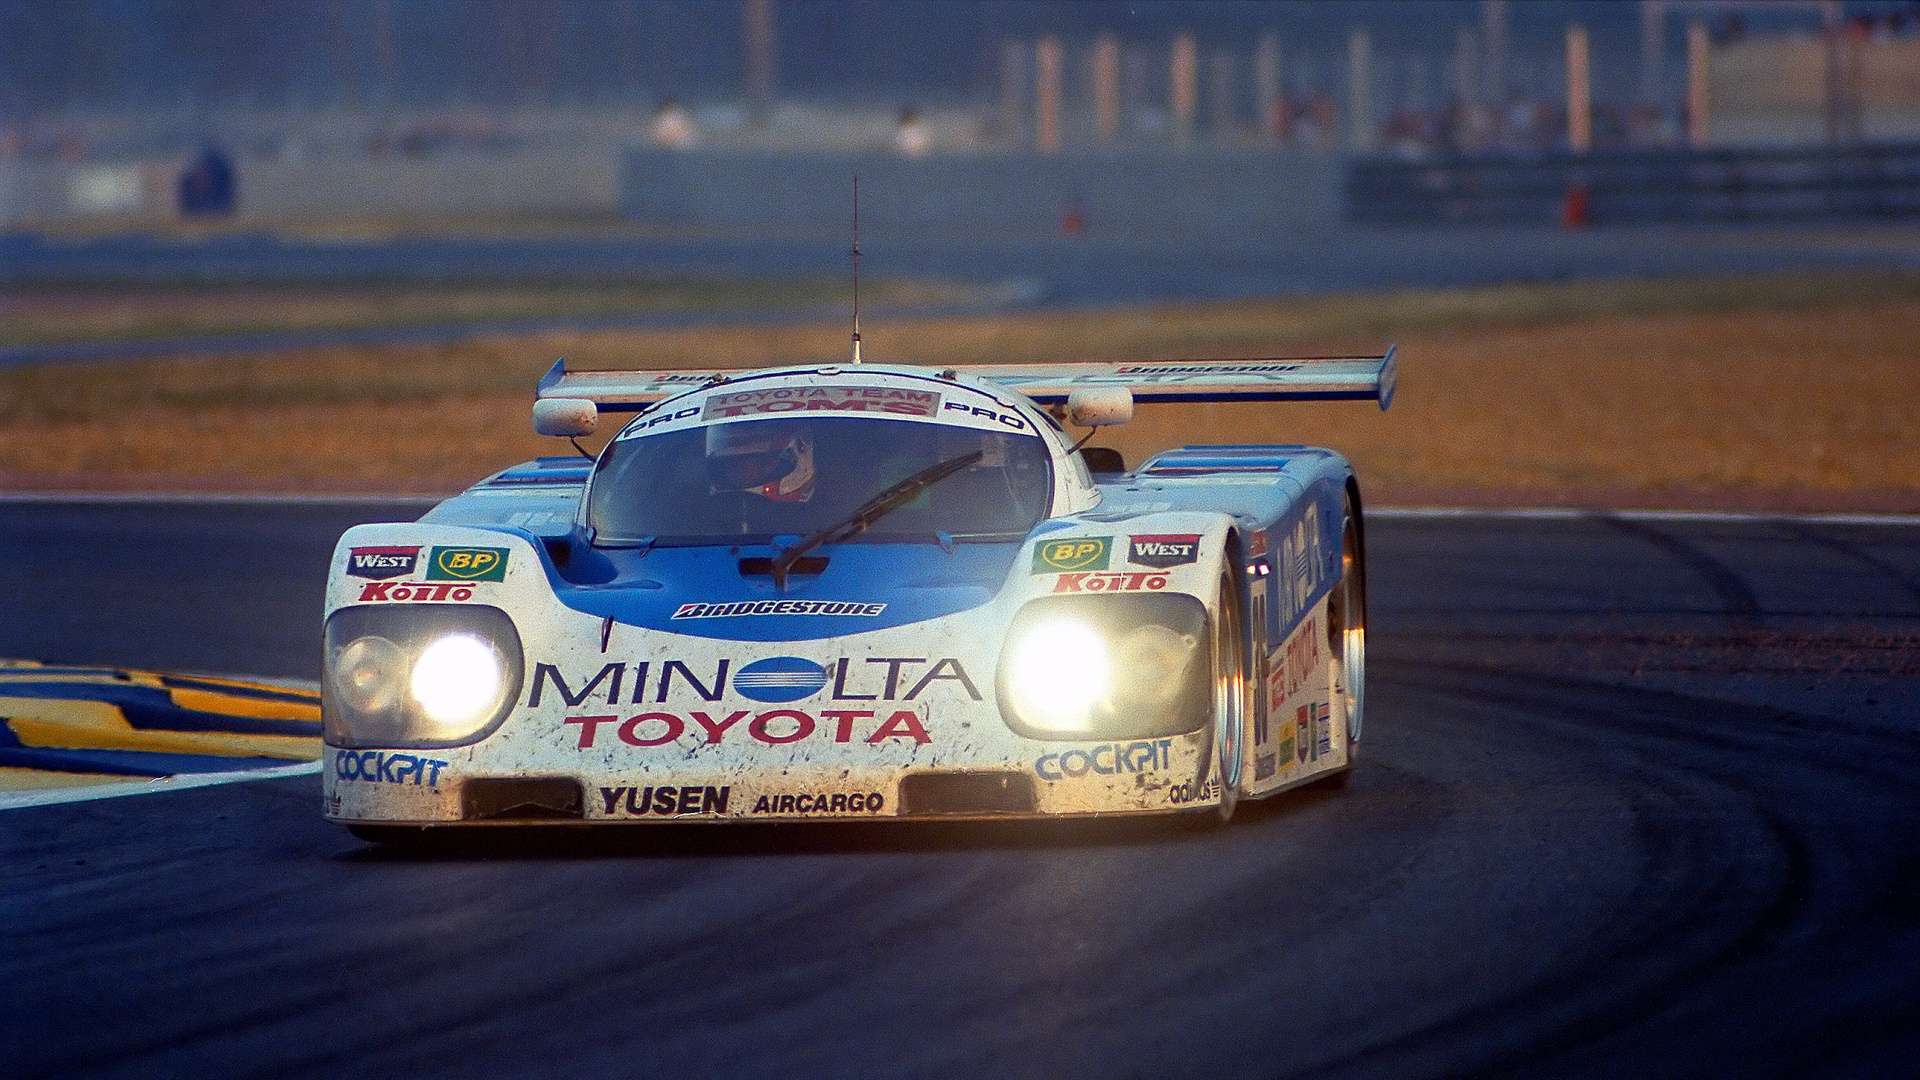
[1113,364,1300,375]
[671,600,887,619]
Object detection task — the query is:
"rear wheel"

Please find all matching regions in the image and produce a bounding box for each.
[1325,495,1367,781]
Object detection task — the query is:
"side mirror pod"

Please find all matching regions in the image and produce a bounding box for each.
[1065,385,1133,428]
[533,398,598,437]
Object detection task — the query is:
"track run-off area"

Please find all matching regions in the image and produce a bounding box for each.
[2,497,1917,1078]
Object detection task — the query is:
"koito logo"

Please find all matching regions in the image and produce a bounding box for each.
[346,545,419,580]
[358,582,474,603]
[1128,534,1200,569]
[427,547,508,581]
[1052,572,1167,594]
[1033,536,1111,573]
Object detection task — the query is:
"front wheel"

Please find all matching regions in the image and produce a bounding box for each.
[1210,569,1249,822]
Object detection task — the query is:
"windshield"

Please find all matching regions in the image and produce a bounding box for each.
[588,415,1053,544]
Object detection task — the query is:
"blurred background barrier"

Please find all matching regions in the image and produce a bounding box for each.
[1347,140,1920,225]
[620,148,1343,239]
[7,2,1918,235]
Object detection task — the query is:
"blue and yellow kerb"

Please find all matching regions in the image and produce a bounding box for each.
[0,661,321,792]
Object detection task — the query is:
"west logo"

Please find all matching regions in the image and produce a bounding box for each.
[427,547,508,582]
[347,546,419,580]
[1128,534,1200,569]
[1033,536,1111,573]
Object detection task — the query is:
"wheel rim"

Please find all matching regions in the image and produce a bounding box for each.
[1329,511,1367,749]
[1213,571,1246,821]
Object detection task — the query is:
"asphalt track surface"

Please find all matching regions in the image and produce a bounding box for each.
[3,499,1919,1079]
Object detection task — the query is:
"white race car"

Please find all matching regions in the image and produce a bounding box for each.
[322,351,1394,838]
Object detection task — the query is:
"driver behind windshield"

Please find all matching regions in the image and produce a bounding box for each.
[590,413,1052,543]
[706,421,816,503]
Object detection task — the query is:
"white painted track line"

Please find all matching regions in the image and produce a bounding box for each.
[0,761,322,811]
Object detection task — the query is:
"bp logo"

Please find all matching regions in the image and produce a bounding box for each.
[1032,536,1111,573]
[426,547,509,582]
[732,657,829,703]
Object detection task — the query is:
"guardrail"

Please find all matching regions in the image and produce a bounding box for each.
[1346,142,1920,226]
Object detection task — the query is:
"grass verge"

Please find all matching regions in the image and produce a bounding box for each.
[0,270,1915,510]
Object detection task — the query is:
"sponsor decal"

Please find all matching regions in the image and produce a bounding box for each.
[1278,613,1323,704]
[1034,739,1172,780]
[1254,753,1277,781]
[1114,363,1302,377]
[358,582,474,603]
[426,546,508,582]
[1128,534,1200,569]
[334,750,448,788]
[702,385,940,421]
[1032,536,1111,573]
[626,404,702,435]
[672,600,886,619]
[598,785,731,817]
[1166,777,1221,805]
[1296,702,1329,763]
[938,400,1031,431]
[1052,571,1167,594]
[751,791,884,815]
[563,708,932,749]
[1276,503,1325,625]
[733,657,830,703]
[528,657,980,707]
[347,545,419,580]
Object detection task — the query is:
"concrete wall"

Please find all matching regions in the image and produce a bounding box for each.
[234,153,620,221]
[0,152,622,227]
[1,147,1345,235]
[620,149,1344,240]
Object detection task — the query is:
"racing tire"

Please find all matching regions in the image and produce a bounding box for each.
[1210,569,1250,823]
[1321,493,1367,788]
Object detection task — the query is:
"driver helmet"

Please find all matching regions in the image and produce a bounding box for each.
[705,420,816,502]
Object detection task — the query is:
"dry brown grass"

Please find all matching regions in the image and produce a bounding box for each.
[2,273,1916,510]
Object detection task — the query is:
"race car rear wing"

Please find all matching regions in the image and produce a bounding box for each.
[536,347,1397,413]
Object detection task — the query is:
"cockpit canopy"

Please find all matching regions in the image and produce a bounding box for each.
[587,412,1053,546]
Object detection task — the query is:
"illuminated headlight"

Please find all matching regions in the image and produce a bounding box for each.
[996,593,1210,740]
[323,605,523,748]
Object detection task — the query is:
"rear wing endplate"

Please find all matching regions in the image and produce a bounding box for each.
[537,347,1397,412]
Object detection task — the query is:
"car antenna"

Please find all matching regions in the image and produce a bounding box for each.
[850,174,862,364]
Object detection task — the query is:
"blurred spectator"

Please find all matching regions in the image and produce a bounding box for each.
[893,106,929,156]
[177,147,235,217]
[650,99,697,149]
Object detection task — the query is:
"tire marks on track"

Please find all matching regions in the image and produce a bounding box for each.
[1336,660,1920,1079]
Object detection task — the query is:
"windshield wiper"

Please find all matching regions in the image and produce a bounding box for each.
[769,450,983,590]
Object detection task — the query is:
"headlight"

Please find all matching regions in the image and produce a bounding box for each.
[323,605,524,748]
[996,593,1210,740]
